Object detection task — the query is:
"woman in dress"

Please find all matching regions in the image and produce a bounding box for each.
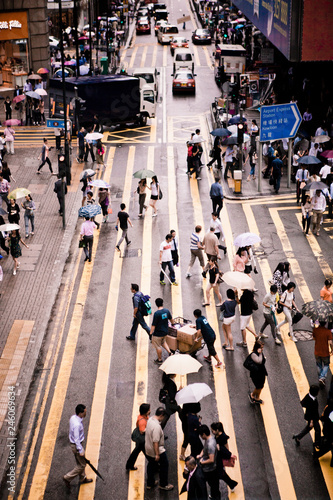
[276,281,301,342]
[202,257,222,307]
[7,229,29,275]
[211,422,238,491]
[282,261,291,292]
[136,178,150,217]
[248,340,267,404]
[149,175,160,217]
[220,288,239,351]
[272,262,285,296]
[4,125,15,155]
[7,198,20,225]
[21,194,36,238]
[233,247,248,273]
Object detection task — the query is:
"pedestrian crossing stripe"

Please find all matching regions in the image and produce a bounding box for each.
[105,124,155,144]
[167,115,204,144]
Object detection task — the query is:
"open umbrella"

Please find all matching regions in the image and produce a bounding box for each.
[301,300,333,322]
[25,91,41,100]
[234,232,261,247]
[80,169,96,180]
[85,132,104,141]
[223,136,238,146]
[0,207,8,216]
[79,36,89,40]
[159,354,202,376]
[37,68,49,74]
[297,155,321,165]
[79,65,90,76]
[13,95,26,104]
[302,181,328,191]
[8,188,31,200]
[228,115,247,125]
[210,128,231,137]
[133,169,155,179]
[235,24,244,29]
[320,150,333,159]
[64,60,76,66]
[89,179,110,188]
[230,132,250,142]
[189,137,205,145]
[0,223,20,232]
[314,135,330,144]
[27,74,42,80]
[175,383,212,405]
[54,69,72,78]
[222,271,255,290]
[4,119,21,126]
[35,88,48,96]
[78,204,102,218]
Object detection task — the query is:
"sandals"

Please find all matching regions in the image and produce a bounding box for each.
[225,347,234,351]
[222,344,229,349]
[202,303,210,307]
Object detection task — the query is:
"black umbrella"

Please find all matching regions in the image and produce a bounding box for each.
[301,300,333,322]
[302,181,328,191]
[210,128,232,137]
[85,457,105,481]
[228,115,247,125]
[222,136,238,145]
[297,155,321,165]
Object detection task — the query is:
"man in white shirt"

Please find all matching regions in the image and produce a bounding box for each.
[224,145,234,180]
[63,404,92,488]
[159,234,177,285]
[309,143,321,157]
[295,165,309,203]
[210,212,227,254]
[319,163,331,181]
[312,190,326,236]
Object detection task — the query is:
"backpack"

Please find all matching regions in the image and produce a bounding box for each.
[139,294,152,316]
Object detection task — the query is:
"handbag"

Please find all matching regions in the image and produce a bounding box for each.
[276,302,283,314]
[269,175,275,186]
[79,240,86,248]
[292,311,303,324]
[158,187,163,200]
[252,298,258,311]
[108,207,113,214]
[209,148,214,158]
[243,354,256,371]
[131,426,145,445]
[222,455,236,468]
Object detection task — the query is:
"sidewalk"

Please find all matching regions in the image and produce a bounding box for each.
[0,136,83,481]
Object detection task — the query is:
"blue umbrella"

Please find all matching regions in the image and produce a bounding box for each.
[235,24,244,29]
[228,115,247,125]
[210,128,232,137]
[78,205,102,218]
[297,155,321,165]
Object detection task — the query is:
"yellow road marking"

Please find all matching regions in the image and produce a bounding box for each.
[192,44,201,67]
[78,147,135,500]
[151,45,157,68]
[120,48,127,64]
[27,151,114,500]
[202,46,213,68]
[129,46,139,68]
[128,147,154,500]
[149,118,157,143]
[140,45,148,67]
[163,44,167,67]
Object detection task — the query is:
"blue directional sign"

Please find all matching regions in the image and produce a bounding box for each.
[47,118,65,128]
[260,103,302,142]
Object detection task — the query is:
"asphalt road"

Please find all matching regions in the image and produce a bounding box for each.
[3,3,333,500]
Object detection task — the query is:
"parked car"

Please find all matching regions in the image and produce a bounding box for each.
[172,70,196,94]
[155,19,168,36]
[157,24,179,44]
[136,19,151,34]
[173,48,194,73]
[192,28,212,44]
[170,36,189,56]
[137,7,149,18]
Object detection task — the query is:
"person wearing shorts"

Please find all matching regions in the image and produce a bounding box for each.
[150,298,174,364]
[236,289,258,348]
[193,310,222,368]
[186,226,205,278]
[220,289,239,351]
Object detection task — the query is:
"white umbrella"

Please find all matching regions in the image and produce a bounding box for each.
[88,179,110,188]
[175,383,212,405]
[85,132,104,141]
[79,168,96,180]
[222,271,255,290]
[0,223,20,232]
[159,354,202,376]
[314,135,330,144]
[79,65,90,76]
[35,88,47,96]
[234,232,261,247]
[227,124,238,135]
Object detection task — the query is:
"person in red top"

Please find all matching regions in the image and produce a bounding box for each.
[320,279,332,303]
[126,403,150,471]
[312,321,333,387]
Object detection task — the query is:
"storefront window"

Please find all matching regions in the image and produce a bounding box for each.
[0,11,29,87]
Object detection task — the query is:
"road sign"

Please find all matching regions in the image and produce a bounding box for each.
[47,119,65,128]
[260,103,302,142]
[47,1,74,8]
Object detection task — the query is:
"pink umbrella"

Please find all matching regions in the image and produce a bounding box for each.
[64,60,76,66]
[13,95,26,104]
[37,68,49,74]
[4,119,21,126]
[79,36,89,40]
[321,150,333,159]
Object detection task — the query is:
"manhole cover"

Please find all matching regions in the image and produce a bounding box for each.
[294,330,313,341]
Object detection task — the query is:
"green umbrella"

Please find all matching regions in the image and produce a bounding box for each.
[133,169,155,179]
[8,188,31,200]
[301,300,333,322]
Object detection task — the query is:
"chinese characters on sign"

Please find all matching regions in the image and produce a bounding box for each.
[0,20,22,30]
[260,103,302,142]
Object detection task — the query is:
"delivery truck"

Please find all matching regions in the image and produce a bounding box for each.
[49,74,156,130]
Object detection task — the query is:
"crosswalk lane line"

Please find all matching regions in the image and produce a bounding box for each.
[192,44,201,68]
[129,46,139,69]
[202,46,213,69]
[140,45,148,67]
[163,45,167,67]
[151,45,157,68]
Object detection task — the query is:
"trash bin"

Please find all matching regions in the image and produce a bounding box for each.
[101,57,108,75]
[234,170,242,194]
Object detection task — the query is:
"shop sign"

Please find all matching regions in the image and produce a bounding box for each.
[0,12,28,41]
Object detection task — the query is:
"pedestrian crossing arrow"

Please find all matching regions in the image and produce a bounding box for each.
[259,103,302,142]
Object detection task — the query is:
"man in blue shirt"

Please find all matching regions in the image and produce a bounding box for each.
[151,298,174,364]
[209,178,223,218]
[126,283,151,341]
[76,127,86,163]
[193,309,222,368]
[272,154,283,194]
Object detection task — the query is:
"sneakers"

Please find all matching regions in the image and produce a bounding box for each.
[275,338,282,345]
[186,273,192,278]
[127,241,131,246]
[116,245,120,252]
[13,269,16,276]
[126,336,135,341]
[160,280,166,285]
[215,361,223,368]
[36,171,41,175]
[196,177,201,180]
[319,378,326,387]
[291,335,298,343]
[25,234,29,238]
[159,484,174,491]
[203,355,212,363]
[236,342,247,348]
[292,435,300,447]
[152,213,157,217]
[147,480,158,490]
[154,359,163,364]
[259,333,268,338]
[172,282,178,286]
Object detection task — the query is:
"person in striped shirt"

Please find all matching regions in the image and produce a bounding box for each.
[186,226,205,278]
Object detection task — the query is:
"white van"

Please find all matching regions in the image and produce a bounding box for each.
[157,25,179,44]
[173,48,194,73]
[132,67,160,97]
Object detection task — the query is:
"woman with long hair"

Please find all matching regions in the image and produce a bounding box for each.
[272,262,285,296]
[7,198,20,225]
[211,422,238,492]
[248,340,267,404]
[21,194,36,238]
[202,257,222,307]
[136,178,150,217]
[233,247,248,273]
[7,229,29,275]
[220,288,239,351]
[149,175,160,217]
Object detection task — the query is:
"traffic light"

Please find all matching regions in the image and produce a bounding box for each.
[229,82,240,103]
[58,154,66,178]
[237,124,244,145]
[217,66,227,85]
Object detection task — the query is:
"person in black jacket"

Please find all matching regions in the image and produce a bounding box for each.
[211,422,238,491]
[54,176,67,215]
[181,456,207,500]
[160,372,180,429]
[293,384,321,448]
[313,398,333,466]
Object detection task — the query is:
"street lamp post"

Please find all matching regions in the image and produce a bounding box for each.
[59,0,69,229]
[73,0,80,78]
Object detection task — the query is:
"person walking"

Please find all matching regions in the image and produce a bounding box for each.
[96,140,105,170]
[160,372,180,429]
[312,189,326,236]
[236,288,259,348]
[4,96,12,121]
[193,309,222,367]
[312,321,333,388]
[0,173,10,208]
[233,247,248,273]
[202,227,220,278]
[296,165,309,204]
[63,404,93,489]
[197,425,220,500]
[80,217,96,262]
[247,340,268,404]
[292,385,321,448]
[98,188,110,223]
[224,145,233,180]
[209,178,224,218]
[76,127,86,163]
[126,283,151,341]
[7,198,20,225]
[150,297,174,364]
[159,234,177,285]
[313,399,333,466]
[271,154,283,194]
[7,229,29,275]
[220,289,239,351]
[145,407,174,491]
[301,195,312,235]
[202,257,222,307]
[116,203,132,251]
[210,212,227,254]
[271,262,285,297]
[39,98,45,124]
[4,125,15,155]
[186,226,205,278]
[125,403,151,471]
[320,278,332,303]
[207,136,222,170]
[211,422,238,492]
[0,161,14,183]
[257,284,280,343]
[84,136,95,163]
[136,178,150,217]
[22,194,35,238]
[54,127,62,151]
[180,456,208,500]
[276,282,301,342]
[37,138,53,174]
[54,176,67,216]
[187,405,203,458]
[149,175,160,217]
[170,229,179,267]
[0,215,9,257]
